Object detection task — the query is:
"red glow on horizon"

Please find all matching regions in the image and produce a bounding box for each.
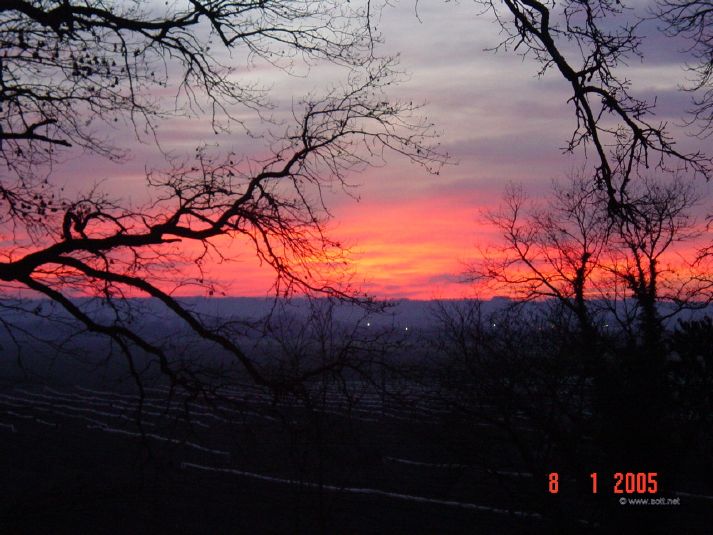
[194,193,499,300]
[6,190,708,302]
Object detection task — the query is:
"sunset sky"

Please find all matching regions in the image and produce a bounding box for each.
[52,0,713,300]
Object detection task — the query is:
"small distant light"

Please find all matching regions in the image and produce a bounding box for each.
[405,327,409,331]
[492,323,496,327]
[367,322,371,327]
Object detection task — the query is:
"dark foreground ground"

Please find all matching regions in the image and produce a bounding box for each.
[0,375,710,534]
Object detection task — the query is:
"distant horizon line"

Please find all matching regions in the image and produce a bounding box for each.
[4,295,713,306]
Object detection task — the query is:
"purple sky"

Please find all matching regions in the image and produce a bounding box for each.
[44,0,713,299]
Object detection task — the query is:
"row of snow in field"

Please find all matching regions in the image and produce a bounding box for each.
[145,382,511,425]
[0,379,538,444]
[2,384,710,513]
[180,461,544,519]
[0,388,231,457]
